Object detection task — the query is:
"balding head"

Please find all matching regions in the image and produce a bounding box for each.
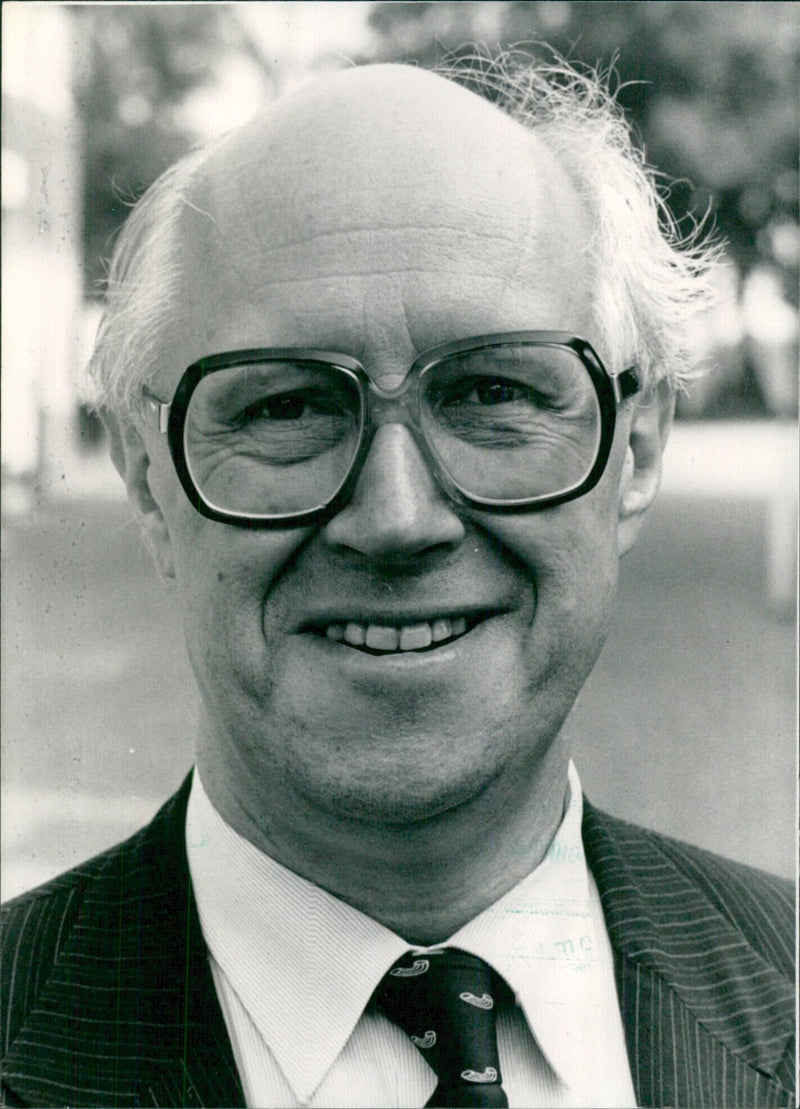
[86,58,716,419]
[154,64,591,395]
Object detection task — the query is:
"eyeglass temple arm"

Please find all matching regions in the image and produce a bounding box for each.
[142,386,171,433]
[613,367,639,403]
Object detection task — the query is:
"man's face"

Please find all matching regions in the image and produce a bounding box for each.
[141,67,632,836]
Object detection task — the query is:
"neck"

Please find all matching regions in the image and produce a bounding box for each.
[201,741,571,944]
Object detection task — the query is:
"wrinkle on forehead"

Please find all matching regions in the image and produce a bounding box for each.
[165,65,594,372]
[193,66,584,266]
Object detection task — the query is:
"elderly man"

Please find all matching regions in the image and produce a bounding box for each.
[1,59,794,1109]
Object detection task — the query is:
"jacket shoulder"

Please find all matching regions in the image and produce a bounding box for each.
[1,775,244,1109]
[584,803,796,1104]
[584,803,795,979]
[585,803,795,978]
[1,786,185,1056]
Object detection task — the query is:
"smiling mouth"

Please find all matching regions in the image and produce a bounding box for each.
[312,615,477,654]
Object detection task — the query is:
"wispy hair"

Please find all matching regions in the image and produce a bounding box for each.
[82,50,720,418]
[436,48,721,393]
[82,145,213,420]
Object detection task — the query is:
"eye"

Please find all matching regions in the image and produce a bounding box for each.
[254,393,306,420]
[470,378,528,406]
[241,388,342,423]
[438,376,536,408]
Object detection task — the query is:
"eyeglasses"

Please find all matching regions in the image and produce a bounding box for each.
[143,331,638,528]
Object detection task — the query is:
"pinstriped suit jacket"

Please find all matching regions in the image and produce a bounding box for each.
[2,775,795,1108]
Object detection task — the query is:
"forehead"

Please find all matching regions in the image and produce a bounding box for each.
[161,66,594,384]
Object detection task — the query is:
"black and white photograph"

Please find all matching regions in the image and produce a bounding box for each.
[1,3,797,1106]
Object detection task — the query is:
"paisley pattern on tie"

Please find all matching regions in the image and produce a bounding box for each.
[461,1067,499,1083]
[376,949,509,1108]
[390,958,430,978]
[459,991,494,1009]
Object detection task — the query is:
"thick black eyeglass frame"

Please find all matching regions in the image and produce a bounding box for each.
[143,331,639,528]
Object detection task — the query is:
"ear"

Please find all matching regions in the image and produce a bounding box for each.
[101,410,176,582]
[617,378,675,556]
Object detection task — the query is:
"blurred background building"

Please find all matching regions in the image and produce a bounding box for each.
[2,2,797,898]
[2,5,84,502]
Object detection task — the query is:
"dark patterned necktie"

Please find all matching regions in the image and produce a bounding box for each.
[376,948,509,1108]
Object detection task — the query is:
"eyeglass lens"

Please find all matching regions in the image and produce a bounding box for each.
[182,345,602,518]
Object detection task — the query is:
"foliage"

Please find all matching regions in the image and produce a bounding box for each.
[366,1,799,298]
[71,3,798,305]
[70,5,273,296]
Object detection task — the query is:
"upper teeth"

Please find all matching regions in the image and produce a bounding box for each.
[326,616,468,652]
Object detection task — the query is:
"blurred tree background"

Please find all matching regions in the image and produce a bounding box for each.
[70,1,798,415]
[71,4,276,296]
[365,1,799,297]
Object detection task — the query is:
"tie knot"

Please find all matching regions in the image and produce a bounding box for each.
[377,950,508,1107]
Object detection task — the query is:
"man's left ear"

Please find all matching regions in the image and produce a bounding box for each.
[617,378,675,556]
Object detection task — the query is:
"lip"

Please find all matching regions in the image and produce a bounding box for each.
[295,603,509,635]
[302,608,505,670]
[321,614,473,655]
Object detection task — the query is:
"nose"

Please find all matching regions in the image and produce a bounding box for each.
[324,424,466,560]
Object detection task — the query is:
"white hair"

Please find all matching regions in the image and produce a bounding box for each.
[436,49,721,393]
[81,144,213,420]
[82,52,720,419]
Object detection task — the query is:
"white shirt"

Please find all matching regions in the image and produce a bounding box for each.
[186,763,636,1108]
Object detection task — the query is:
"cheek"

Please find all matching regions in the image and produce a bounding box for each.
[477,484,621,674]
[505,511,618,619]
[475,404,629,619]
[149,444,300,610]
[151,458,313,700]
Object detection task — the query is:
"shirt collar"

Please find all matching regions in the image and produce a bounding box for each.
[187,774,407,1101]
[446,761,601,1087]
[187,762,596,1102]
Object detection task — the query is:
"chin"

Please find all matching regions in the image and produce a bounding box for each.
[295,746,505,829]
[317,786,483,828]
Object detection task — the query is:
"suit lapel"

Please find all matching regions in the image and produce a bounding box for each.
[4,779,792,1107]
[583,801,795,1108]
[3,777,245,1108]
